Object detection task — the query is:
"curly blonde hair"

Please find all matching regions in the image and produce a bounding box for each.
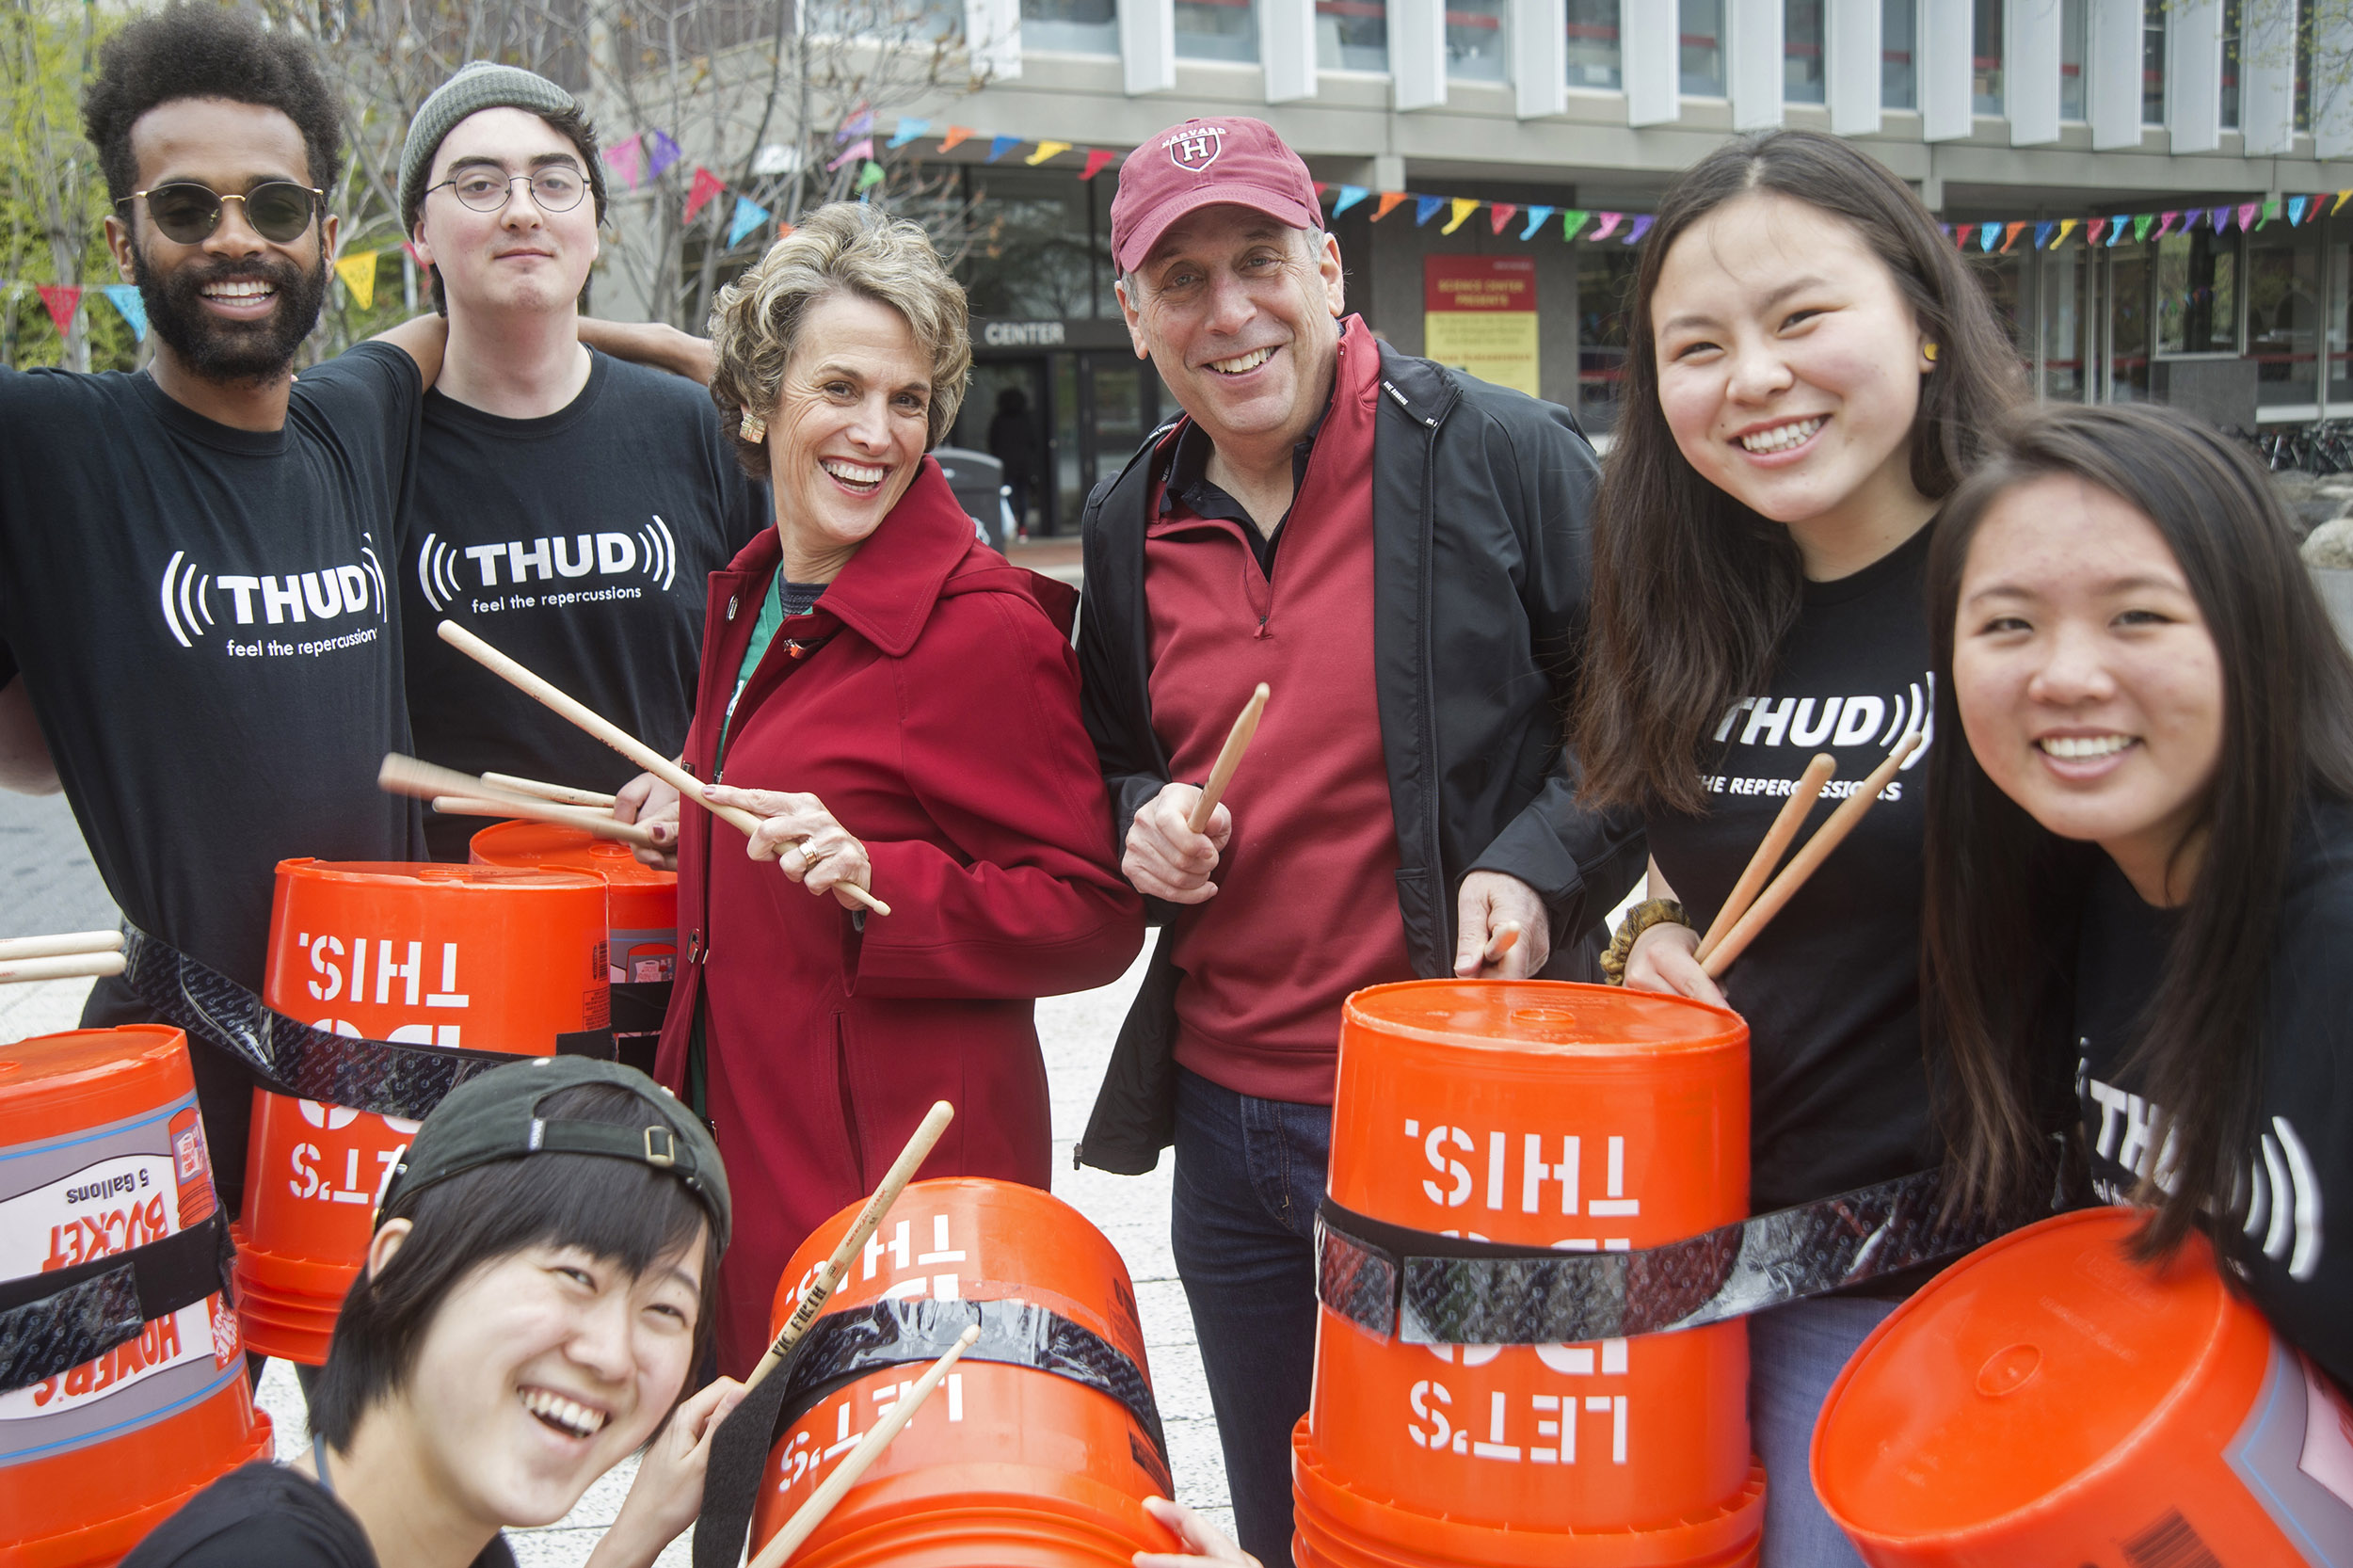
[708,202,971,476]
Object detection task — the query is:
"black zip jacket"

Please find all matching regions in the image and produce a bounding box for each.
[1074,336,1647,1175]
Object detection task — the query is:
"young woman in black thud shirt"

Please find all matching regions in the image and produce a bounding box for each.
[1927,405,2351,1392]
[1573,130,2023,1565]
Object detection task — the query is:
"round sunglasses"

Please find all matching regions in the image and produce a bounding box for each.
[117,181,325,246]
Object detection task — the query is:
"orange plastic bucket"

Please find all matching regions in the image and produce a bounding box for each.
[1814,1207,2353,1566]
[1,1026,272,1568]
[1298,980,1762,1566]
[470,820,677,1074]
[467,821,678,986]
[234,858,609,1362]
[746,1177,1180,1566]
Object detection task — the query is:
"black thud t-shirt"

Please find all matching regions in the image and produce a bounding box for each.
[1647,525,1940,1214]
[399,350,766,859]
[2076,795,2353,1389]
[0,346,424,1208]
[123,1462,515,1568]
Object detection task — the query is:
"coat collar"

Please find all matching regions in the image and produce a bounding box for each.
[719,456,981,657]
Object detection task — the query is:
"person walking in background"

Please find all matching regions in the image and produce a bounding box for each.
[1073,115,1641,1563]
[392,61,765,864]
[1576,129,2024,1564]
[987,385,1040,537]
[655,203,1144,1376]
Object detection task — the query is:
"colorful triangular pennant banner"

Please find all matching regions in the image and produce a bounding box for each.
[728,195,771,248]
[685,167,726,224]
[1025,140,1071,167]
[1441,197,1479,234]
[100,283,145,342]
[334,250,377,311]
[1332,184,1370,216]
[604,134,645,191]
[1080,149,1117,181]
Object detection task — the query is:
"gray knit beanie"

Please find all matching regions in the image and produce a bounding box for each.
[399,61,597,236]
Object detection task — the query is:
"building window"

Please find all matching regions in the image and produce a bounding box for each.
[1973,0,2002,115]
[2221,0,2241,127]
[1577,248,1639,433]
[2112,245,2153,400]
[2143,0,2167,125]
[1682,0,1724,95]
[1785,0,1825,102]
[1021,0,1117,53]
[2249,223,2322,405]
[2041,248,2092,401]
[2297,0,2313,132]
[1565,0,1620,89]
[1882,0,1914,108]
[1319,0,1388,71]
[955,168,1111,320]
[2061,0,2087,120]
[1175,0,1257,60]
[2329,222,2352,401]
[2156,229,2239,355]
[1448,0,1510,80]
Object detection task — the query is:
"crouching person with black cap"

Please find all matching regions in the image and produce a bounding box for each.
[125,1059,740,1568]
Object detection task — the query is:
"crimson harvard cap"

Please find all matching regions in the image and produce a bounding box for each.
[1110,118,1322,275]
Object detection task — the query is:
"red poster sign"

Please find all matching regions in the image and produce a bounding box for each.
[1423,255,1536,313]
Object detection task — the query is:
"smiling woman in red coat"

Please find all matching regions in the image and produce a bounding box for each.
[648,202,1145,1374]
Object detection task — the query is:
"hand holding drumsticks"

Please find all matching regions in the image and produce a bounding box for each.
[1123,685,1269,905]
[1624,734,1921,1002]
[435,621,888,917]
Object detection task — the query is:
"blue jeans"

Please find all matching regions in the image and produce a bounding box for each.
[1170,1066,1332,1567]
[1749,1294,1897,1568]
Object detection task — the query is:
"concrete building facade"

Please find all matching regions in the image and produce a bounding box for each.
[612,0,2353,532]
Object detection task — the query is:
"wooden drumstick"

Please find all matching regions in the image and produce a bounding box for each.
[743,1099,956,1394]
[429,794,662,851]
[1187,683,1270,835]
[1481,921,1523,968]
[436,621,890,918]
[0,952,126,985]
[1702,733,1923,978]
[478,772,618,809]
[0,931,122,963]
[379,755,661,850]
[1693,753,1836,965]
[748,1324,981,1568]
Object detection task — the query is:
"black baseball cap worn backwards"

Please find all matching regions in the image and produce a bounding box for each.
[377,1056,730,1253]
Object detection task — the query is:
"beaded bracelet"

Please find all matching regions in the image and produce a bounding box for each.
[1598,897,1689,985]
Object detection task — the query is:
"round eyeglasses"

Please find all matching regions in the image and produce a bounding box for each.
[426,167,590,215]
[115,182,325,246]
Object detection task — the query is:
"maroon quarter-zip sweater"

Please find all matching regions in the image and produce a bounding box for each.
[1145,316,1414,1104]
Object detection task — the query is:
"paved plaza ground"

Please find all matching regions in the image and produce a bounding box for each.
[0,785,1230,1565]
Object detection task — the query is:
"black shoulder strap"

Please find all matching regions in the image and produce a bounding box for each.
[0,1212,234,1392]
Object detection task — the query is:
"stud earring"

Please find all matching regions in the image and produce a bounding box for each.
[740,409,768,441]
[1923,342,1940,363]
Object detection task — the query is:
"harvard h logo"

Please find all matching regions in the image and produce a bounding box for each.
[1166,124,1225,173]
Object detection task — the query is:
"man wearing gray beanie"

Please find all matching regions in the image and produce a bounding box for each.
[392,62,767,981]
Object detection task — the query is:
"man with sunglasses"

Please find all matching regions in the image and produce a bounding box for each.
[0,7,448,1222]
[391,64,764,892]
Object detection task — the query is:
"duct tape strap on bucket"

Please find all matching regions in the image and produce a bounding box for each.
[0,1212,233,1392]
[694,1296,1170,1568]
[119,925,614,1119]
[1318,1168,2029,1345]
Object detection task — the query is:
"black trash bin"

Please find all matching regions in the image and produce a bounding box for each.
[933,446,1008,550]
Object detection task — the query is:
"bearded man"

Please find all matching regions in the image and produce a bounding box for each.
[0,4,443,1220]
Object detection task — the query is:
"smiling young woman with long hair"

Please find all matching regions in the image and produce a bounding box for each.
[1925,404,2353,1394]
[1573,129,2024,1563]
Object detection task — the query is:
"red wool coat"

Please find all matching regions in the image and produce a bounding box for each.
[654,459,1144,1374]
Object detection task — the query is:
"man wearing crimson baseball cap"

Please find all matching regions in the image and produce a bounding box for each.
[1076,116,1643,1560]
